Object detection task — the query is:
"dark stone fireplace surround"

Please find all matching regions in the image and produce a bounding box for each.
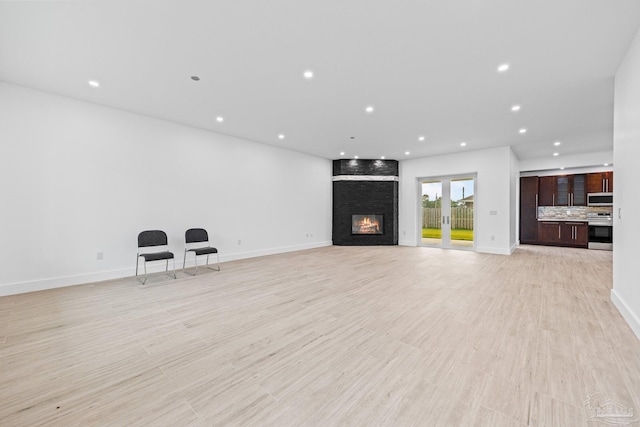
[332,159,399,246]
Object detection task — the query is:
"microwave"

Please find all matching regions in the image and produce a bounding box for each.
[587,192,613,206]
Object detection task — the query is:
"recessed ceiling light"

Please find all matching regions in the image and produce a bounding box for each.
[340,152,345,156]
[365,106,374,114]
[560,167,565,170]
[554,141,561,146]
[604,163,609,166]
[88,80,100,87]
[303,70,314,79]
[354,155,359,159]
[278,134,285,140]
[216,116,224,123]
[553,152,559,156]
[519,128,527,134]
[511,105,521,112]
[380,156,385,159]
[405,151,410,155]
[190,76,200,81]
[460,142,467,147]
[497,63,510,72]
[418,136,425,141]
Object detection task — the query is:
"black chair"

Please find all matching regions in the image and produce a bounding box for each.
[183,228,220,275]
[136,230,176,284]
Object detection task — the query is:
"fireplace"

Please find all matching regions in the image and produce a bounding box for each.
[332,159,398,246]
[352,214,383,235]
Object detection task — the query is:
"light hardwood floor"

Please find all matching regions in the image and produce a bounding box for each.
[1,245,638,426]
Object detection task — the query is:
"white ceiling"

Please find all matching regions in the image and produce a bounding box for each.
[1,1,639,162]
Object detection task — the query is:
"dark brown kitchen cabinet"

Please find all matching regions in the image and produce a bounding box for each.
[539,174,585,206]
[539,222,562,245]
[538,221,588,248]
[555,174,586,206]
[519,177,539,244]
[572,175,586,206]
[538,176,556,206]
[561,222,588,248]
[587,172,613,193]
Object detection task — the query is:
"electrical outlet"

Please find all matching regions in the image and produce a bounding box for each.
[491,235,495,241]
[96,251,103,260]
[237,239,241,245]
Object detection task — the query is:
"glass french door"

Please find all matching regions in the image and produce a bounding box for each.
[420,176,475,249]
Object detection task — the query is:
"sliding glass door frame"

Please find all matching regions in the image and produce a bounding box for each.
[416,173,478,251]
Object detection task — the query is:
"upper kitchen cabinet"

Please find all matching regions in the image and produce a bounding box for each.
[538,176,556,206]
[539,174,585,206]
[558,174,585,206]
[587,172,613,193]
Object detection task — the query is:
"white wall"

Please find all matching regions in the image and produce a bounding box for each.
[0,82,332,296]
[519,150,613,173]
[612,28,640,340]
[399,146,517,255]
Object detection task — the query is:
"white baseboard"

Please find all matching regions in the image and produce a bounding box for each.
[218,241,332,263]
[398,240,513,255]
[0,268,134,297]
[398,239,415,246]
[0,241,332,297]
[476,246,512,255]
[611,288,640,342]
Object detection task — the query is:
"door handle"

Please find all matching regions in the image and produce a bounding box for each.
[535,194,539,219]
[447,216,450,225]
[443,216,445,224]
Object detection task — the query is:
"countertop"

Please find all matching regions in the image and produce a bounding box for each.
[537,218,588,222]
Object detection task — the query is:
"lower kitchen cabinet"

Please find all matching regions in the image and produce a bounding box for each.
[564,222,588,247]
[539,222,562,245]
[538,221,588,248]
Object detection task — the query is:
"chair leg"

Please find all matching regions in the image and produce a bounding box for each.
[207,252,221,271]
[171,258,177,279]
[184,251,196,276]
[136,256,148,284]
[136,260,148,285]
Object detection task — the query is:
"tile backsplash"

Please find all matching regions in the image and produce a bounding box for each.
[537,205,612,220]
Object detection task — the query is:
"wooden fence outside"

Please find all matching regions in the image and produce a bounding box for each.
[423,207,474,230]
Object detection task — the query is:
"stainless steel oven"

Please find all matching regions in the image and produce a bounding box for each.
[587,212,613,250]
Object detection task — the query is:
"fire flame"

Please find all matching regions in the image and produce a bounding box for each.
[355,216,380,234]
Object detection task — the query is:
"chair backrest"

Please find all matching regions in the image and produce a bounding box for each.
[138,230,168,248]
[185,228,209,244]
